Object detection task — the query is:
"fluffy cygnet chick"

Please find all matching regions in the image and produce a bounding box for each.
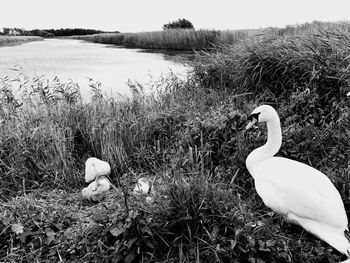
[82,176,111,201]
[133,177,152,195]
[85,157,111,183]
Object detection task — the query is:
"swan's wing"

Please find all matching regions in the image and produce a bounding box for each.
[253,157,347,229]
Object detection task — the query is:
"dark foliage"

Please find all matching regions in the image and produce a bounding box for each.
[163,18,194,30]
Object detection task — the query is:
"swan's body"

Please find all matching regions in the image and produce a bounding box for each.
[85,157,111,183]
[82,175,111,201]
[133,178,152,195]
[246,105,350,258]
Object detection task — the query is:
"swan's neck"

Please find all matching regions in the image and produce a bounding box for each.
[246,116,282,173]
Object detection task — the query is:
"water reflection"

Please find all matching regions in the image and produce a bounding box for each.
[0,39,190,100]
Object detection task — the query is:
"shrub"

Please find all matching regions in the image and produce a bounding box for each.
[163,18,194,30]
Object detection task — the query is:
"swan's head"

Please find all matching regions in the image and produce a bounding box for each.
[246,105,278,129]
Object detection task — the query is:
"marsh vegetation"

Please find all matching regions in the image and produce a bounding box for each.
[0,21,350,262]
[73,28,253,51]
[0,35,42,46]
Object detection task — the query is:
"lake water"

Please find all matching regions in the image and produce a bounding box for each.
[0,38,190,100]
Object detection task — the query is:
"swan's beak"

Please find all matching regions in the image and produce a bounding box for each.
[245,119,257,130]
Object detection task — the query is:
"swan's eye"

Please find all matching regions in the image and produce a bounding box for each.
[248,112,260,122]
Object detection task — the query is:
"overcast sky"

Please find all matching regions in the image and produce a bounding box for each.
[1,0,350,32]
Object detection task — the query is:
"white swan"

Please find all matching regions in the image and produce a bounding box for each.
[133,177,152,195]
[85,157,111,183]
[82,175,111,201]
[245,104,350,260]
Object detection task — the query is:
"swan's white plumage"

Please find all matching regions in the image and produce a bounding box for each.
[85,157,111,183]
[246,104,350,257]
[253,157,347,228]
[82,176,111,201]
[82,181,98,201]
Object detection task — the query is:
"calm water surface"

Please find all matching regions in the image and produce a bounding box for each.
[0,39,190,100]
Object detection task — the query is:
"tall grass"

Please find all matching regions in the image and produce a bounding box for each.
[73,29,253,51]
[72,21,350,52]
[1,21,350,262]
[266,20,350,38]
[0,75,83,196]
[0,72,249,195]
[0,35,42,46]
[193,27,350,94]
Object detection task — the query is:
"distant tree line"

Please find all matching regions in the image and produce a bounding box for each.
[0,28,119,37]
[1,19,195,37]
[1,28,31,36]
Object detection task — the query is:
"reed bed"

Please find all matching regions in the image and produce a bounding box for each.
[0,35,42,46]
[72,21,350,52]
[1,21,350,262]
[73,29,253,51]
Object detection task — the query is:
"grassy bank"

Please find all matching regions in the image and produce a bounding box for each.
[0,36,43,47]
[72,21,350,52]
[1,22,350,262]
[72,28,254,51]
